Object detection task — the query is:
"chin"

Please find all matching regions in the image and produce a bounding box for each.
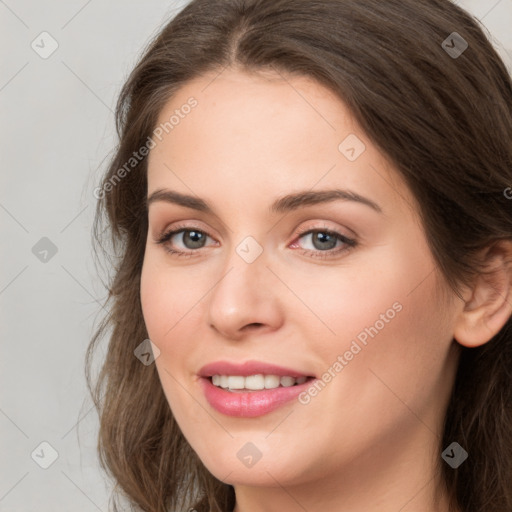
[191,439,314,487]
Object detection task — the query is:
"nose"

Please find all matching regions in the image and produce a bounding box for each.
[206,245,284,341]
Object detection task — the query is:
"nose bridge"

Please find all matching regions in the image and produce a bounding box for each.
[206,234,282,338]
[210,235,267,311]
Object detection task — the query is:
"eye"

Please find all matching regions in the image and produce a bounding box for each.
[155,225,217,256]
[155,224,357,260]
[290,228,357,259]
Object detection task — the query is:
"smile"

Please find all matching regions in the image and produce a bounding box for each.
[211,374,308,391]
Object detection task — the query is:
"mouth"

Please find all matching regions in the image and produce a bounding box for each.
[198,361,317,417]
[208,374,313,392]
[199,375,316,417]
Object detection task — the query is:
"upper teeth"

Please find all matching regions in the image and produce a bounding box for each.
[212,374,307,391]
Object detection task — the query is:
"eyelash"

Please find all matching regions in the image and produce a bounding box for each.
[155,223,358,260]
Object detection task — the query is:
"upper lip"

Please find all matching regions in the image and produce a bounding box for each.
[198,360,314,378]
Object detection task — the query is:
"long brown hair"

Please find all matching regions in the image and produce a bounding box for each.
[86,0,512,510]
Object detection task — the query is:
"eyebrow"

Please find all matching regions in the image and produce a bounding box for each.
[146,188,383,214]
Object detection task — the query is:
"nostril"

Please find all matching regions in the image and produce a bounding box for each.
[244,323,263,330]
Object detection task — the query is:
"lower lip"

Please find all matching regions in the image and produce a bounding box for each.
[200,377,314,417]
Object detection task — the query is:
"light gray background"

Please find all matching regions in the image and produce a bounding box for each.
[1,1,511,511]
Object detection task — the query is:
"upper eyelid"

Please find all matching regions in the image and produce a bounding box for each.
[156,226,215,243]
[157,223,349,237]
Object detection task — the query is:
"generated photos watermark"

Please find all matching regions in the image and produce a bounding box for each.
[298,301,403,405]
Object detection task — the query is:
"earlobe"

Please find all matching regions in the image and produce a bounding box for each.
[453,240,512,348]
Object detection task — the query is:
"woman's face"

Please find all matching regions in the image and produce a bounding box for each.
[141,68,462,494]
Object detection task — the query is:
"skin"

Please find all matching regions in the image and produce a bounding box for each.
[140,67,512,512]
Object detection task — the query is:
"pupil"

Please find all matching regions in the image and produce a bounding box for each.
[313,232,336,250]
[184,230,205,249]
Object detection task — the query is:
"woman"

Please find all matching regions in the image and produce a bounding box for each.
[87,0,512,511]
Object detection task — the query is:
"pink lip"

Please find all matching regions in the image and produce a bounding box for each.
[198,360,313,378]
[198,360,316,418]
[199,378,315,417]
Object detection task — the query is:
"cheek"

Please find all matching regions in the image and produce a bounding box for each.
[289,240,452,409]
[140,256,210,425]
[140,253,205,347]
[298,258,452,429]
[281,245,431,361]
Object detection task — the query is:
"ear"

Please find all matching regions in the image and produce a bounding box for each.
[453,240,512,348]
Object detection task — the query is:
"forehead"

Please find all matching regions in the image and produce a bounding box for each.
[151,68,347,162]
[147,68,417,220]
